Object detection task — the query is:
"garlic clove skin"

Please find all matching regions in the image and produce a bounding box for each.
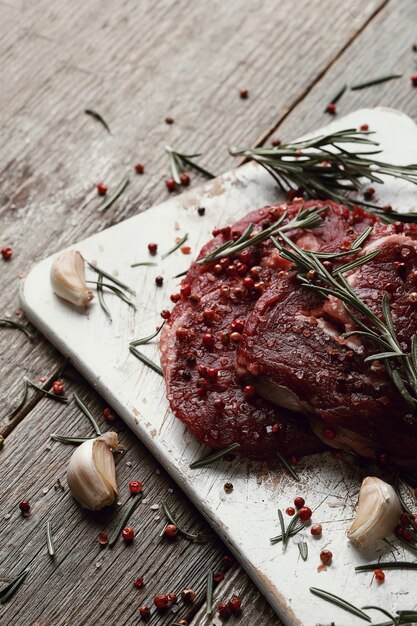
[347,476,401,549]
[67,432,124,511]
[50,250,94,308]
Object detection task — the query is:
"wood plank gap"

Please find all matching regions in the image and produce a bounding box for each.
[245,0,391,153]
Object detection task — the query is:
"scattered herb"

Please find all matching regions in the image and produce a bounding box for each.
[199,204,324,265]
[50,434,97,444]
[356,562,417,572]
[351,74,402,90]
[161,501,210,543]
[231,129,417,222]
[87,262,135,296]
[84,109,111,133]
[10,377,69,419]
[173,269,188,278]
[270,522,304,544]
[298,541,308,561]
[130,261,157,268]
[0,568,29,604]
[278,509,286,544]
[130,322,165,346]
[161,234,189,260]
[108,494,142,547]
[0,318,33,340]
[46,521,55,557]
[189,443,240,469]
[310,587,371,622]
[328,84,347,105]
[272,233,417,408]
[74,393,102,436]
[283,512,303,548]
[362,606,397,624]
[276,452,300,482]
[9,378,29,419]
[165,145,216,182]
[86,281,136,310]
[206,569,214,615]
[129,346,164,376]
[98,175,129,213]
[96,273,112,322]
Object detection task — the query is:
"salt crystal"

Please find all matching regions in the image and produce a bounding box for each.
[142,498,148,505]
[150,504,159,510]
[167,488,173,494]
[4,513,11,520]
[42,487,49,495]
[95,560,103,568]
[126,461,132,467]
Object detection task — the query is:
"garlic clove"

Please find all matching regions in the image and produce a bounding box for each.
[347,476,401,549]
[50,250,94,308]
[67,432,124,511]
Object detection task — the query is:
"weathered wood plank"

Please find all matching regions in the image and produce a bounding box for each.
[0,0,396,624]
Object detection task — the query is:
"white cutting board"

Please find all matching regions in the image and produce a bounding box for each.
[21,109,417,626]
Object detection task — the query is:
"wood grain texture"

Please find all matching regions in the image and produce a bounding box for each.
[0,0,400,624]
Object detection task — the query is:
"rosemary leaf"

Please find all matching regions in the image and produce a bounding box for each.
[356,562,417,572]
[46,521,55,557]
[85,109,111,133]
[328,84,347,105]
[130,322,165,346]
[362,606,397,623]
[130,261,157,268]
[88,262,136,295]
[86,281,136,309]
[298,541,308,561]
[0,318,33,340]
[351,74,402,90]
[310,587,371,622]
[27,379,68,402]
[283,512,303,548]
[270,522,304,544]
[162,501,210,543]
[173,269,188,278]
[108,494,142,547]
[165,146,215,180]
[9,378,29,419]
[129,346,163,376]
[0,568,29,604]
[51,434,97,444]
[189,443,240,469]
[96,273,112,322]
[206,569,214,615]
[161,234,189,260]
[74,393,102,436]
[278,509,286,545]
[99,175,130,212]
[276,452,300,481]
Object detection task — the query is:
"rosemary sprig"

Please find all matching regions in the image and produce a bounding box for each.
[9,378,29,419]
[272,233,417,408]
[173,269,188,278]
[108,493,142,547]
[86,281,136,310]
[0,318,33,340]
[270,522,304,544]
[98,175,130,212]
[283,512,303,548]
[298,541,308,561]
[198,204,324,265]
[0,568,29,604]
[161,501,210,543]
[362,606,398,625]
[10,377,68,419]
[85,109,111,133]
[87,262,135,295]
[96,273,112,321]
[166,145,215,182]
[277,509,286,543]
[189,443,240,469]
[310,587,371,622]
[129,346,163,376]
[50,434,97,444]
[130,322,164,346]
[356,562,417,572]
[46,521,55,557]
[328,84,347,105]
[231,128,417,222]
[130,261,157,268]
[74,393,102,436]
[206,569,214,615]
[276,452,300,481]
[351,74,402,90]
[161,234,189,259]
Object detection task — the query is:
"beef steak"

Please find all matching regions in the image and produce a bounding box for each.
[237,221,417,467]
[160,200,375,458]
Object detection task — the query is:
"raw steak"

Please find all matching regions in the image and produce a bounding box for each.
[160,200,375,458]
[237,221,417,467]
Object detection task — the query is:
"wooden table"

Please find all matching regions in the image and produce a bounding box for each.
[0,1,416,624]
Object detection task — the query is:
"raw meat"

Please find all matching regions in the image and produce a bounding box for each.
[237,220,417,467]
[160,200,375,459]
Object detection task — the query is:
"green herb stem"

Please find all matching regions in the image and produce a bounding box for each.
[99,175,129,212]
[130,261,157,268]
[50,434,97,444]
[129,346,164,376]
[0,318,33,340]
[206,569,214,615]
[0,568,29,604]
[310,587,371,622]
[276,452,300,481]
[87,262,135,296]
[85,109,111,133]
[74,393,102,436]
[46,521,55,557]
[351,74,402,90]
[130,322,165,346]
[161,234,189,260]
[189,443,240,469]
[356,561,417,572]
[108,494,142,547]
[161,501,209,543]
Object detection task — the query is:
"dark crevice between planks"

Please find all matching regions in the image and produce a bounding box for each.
[245,0,392,153]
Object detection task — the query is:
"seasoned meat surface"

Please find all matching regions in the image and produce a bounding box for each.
[237,221,417,467]
[160,200,375,459]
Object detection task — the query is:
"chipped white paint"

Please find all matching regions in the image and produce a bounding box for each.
[21,109,417,626]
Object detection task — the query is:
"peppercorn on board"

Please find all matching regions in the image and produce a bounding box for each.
[21,109,417,626]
